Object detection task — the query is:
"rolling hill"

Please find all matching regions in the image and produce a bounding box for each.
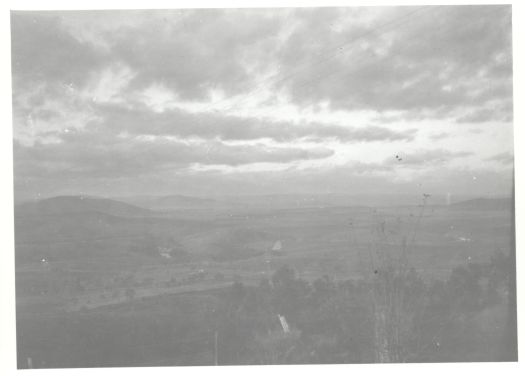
[120,195,220,211]
[13,196,203,264]
[15,196,153,218]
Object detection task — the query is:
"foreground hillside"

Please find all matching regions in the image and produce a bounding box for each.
[16,196,154,217]
[15,195,515,367]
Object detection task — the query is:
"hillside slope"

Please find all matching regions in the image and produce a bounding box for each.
[15,196,153,218]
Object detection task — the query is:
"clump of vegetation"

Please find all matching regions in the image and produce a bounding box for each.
[229,250,512,364]
[15,250,513,368]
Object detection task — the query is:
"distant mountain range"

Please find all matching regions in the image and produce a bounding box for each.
[15,195,153,218]
[14,194,514,217]
[117,194,221,211]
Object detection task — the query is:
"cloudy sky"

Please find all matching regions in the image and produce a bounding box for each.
[11,5,513,201]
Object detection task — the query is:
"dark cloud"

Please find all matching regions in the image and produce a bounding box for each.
[456,102,513,123]
[11,7,512,121]
[13,131,334,179]
[274,6,512,120]
[107,9,282,99]
[11,12,107,89]
[96,104,416,143]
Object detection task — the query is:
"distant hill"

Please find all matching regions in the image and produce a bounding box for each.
[117,194,224,211]
[15,195,153,218]
[13,196,206,265]
[153,195,217,209]
[450,197,513,211]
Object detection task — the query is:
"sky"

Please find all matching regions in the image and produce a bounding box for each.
[11,5,514,201]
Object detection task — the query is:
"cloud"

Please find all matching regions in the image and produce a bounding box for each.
[95,104,416,143]
[274,6,512,121]
[10,7,514,200]
[11,12,107,89]
[12,6,512,121]
[384,149,473,167]
[429,132,449,141]
[13,131,334,180]
[333,149,474,176]
[14,155,513,201]
[485,152,513,165]
[104,9,284,100]
[456,103,513,123]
